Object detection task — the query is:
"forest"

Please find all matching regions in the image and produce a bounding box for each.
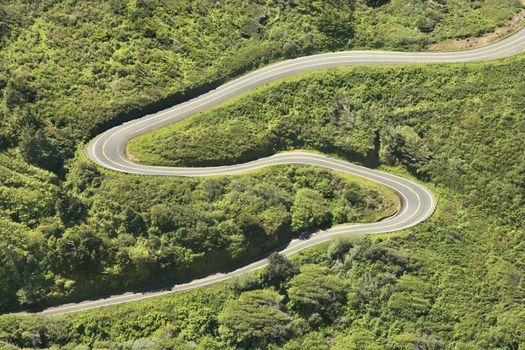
[1,0,522,157]
[1,151,397,310]
[0,0,525,349]
[2,54,525,350]
[1,0,520,311]
[114,53,525,349]
[3,52,524,350]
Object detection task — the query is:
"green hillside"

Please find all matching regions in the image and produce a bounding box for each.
[1,0,521,311]
[4,53,523,349]
[0,0,524,349]
[1,0,522,155]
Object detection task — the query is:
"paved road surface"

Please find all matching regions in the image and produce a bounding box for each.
[37,26,525,315]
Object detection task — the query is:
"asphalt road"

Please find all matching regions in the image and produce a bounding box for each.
[38,26,525,316]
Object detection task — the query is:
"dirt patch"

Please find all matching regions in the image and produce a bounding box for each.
[427,3,525,51]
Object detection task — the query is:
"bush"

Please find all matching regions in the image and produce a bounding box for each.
[218,290,293,348]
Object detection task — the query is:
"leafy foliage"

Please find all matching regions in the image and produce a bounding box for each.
[5,0,515,312]
[291,188,332,232]
[0,159,395,310]
[61,54,525,349]
[261,253,298,288]
[0,0,524,348]
[287,264,346,322]
[218,289,292,348]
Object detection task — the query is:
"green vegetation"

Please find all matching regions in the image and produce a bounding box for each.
[0,155,396,310]
[128,55,525,205]
[218,289,292,348]
[1,0,525,348]
[0,239,454,348]
[3,54,518,349]
[1,0,522,162]
[1,0,518,312]
[1,218,523,349]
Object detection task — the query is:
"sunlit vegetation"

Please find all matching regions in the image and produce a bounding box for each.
[1,0,522,159]
[0,154,396,311]
[25,54,522,349]
[1,0,524,348]
[130,54,525,199]
[2,212,524,349]
[1,0,518,312]
[0,239,451,348]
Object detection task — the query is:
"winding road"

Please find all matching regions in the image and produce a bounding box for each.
[38,26,525,315]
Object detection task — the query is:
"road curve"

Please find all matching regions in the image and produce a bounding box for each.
[39,27,525,315]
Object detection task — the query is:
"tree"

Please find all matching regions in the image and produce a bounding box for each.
[387,275,433,320]
[261,253,298,288]
[332,329,383,350]
[121,206,147,236]
[4,69,36,109]
[327,237,355,261]
[387,292,431,319]
[218,290,292,348]
[287,264,345,321]
[0,6,9,41]
[291,188,331,233]
[338,238,410,275]
[55,225,106,274]
[66,162,102,194]
[317,3,354,45]
[55,194,86,226]
[18,129,61,172]
[382,126,432,177]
